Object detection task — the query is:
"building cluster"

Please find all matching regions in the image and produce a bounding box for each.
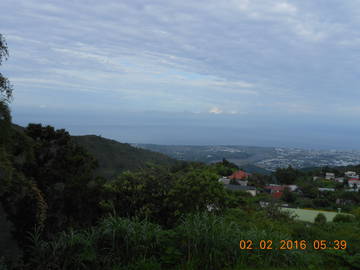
[263,184,299,199]
[219,170,302,199]
[218,170,300,198]
[218,169,360,200]
[255,148,360,172]
[313,171,360,191]
[218,170,257,196]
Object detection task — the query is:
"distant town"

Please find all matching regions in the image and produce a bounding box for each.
[135,144,360,172]
[256,147,360,171]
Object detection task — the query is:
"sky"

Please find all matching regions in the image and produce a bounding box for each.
[2,0,360,149]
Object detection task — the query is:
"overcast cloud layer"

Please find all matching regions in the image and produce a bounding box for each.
[2,0,360,148]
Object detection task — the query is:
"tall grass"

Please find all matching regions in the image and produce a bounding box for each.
[26,216,164,269]
[99,215,163,264]
[24,213,316,269]
[174,212,308,270]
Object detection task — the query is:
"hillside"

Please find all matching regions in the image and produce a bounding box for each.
[3,124,360,270]
[72,135,177,179]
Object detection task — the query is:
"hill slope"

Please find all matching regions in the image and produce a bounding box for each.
[134,144,273,174]
[72,135,177,179]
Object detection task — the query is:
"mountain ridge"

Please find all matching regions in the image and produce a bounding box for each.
[72,135,177,179]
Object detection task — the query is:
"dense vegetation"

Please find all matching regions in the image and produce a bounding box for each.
[72,135,177,179]
[269,166,360,212]
[1,34,360,270]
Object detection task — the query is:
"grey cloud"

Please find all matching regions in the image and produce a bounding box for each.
[2,0,360,148]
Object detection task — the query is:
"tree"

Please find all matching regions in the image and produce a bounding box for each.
[282,187,296,203]
[208,159,238,177]
[248,173,267,188]
[167,168,227,217]
[103,164,228,226]
[314,213,326,225]
[23,124,99,231]
[0,34,13,145]
[0,34,13,101]
[1,123,101,251]
[102,165,175,225]
[300,183,319,199]
[274,166,301,185]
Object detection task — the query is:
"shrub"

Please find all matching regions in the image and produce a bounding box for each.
[351,207,360,221]
[333,214,355,223]
[314,213,327,225]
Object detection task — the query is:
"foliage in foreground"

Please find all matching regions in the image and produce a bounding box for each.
[23,213,312,270]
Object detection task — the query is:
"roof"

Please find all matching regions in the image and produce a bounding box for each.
[349,178,360,182]
[229,170,249,180]
[225,184,256,191]
[272,191,283,199]
[318,188,335,192]
[265,185,284,191]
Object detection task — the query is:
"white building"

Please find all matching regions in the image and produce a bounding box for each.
[335,177,344,183]
[218,177,230,184]
[348,179,360,190]
[325,172,335,180]
[225,184,257,196]
[345,171,358,178]
[236,180,248,186]
[318,187,335,192]
[284,185,298,192]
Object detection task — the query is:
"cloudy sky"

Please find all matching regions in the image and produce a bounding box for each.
[2,0,360,149]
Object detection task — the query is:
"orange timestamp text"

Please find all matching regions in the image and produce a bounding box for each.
[239,240,347,250]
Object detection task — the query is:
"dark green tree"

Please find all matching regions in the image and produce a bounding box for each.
[23,124,100,232]
[102,165,175,225]
[103,164,228,226]
[1,122,101,251]
[314,213,326,225]
[167,168,227,217]
[274,166,301,185]
[0,34,12,101]
[300,183,319,199]
[282,187,296,203]
[248,173,268,188]
[0,34,13,145]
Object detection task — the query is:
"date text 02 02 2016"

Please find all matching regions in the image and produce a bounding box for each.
[239,240,347,250]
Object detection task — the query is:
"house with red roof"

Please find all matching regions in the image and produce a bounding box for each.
[228,170,250,186]
[264,185,284,192]
[229,170,250,180]
[264,185,284,199]
[264,184,298,199]
[272,191,283,199]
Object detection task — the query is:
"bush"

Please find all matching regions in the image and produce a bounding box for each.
[333,214,355,223]
[351,207,360,221]
[314,213,327,225]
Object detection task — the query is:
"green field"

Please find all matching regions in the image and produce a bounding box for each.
[280,207,349,223]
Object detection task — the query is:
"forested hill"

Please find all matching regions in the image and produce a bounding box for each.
[72,135,177,179]
[10,125,177,179]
